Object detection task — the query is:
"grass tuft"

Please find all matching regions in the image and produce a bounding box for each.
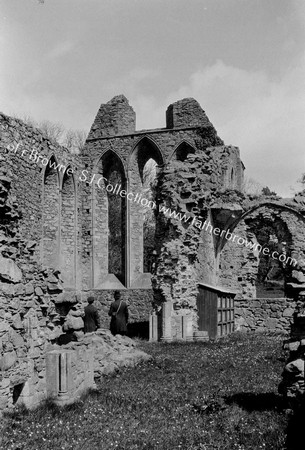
[0,332,291,450]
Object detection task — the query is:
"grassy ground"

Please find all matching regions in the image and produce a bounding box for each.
[0,332,292,450]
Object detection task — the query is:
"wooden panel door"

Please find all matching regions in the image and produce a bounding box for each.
[197,288,218,339]
[217,295,234,337]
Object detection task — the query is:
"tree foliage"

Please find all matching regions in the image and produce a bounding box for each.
[243,177,277,197]
[16,114,87,154]
[261,186,277,196]
[298,173,305,187]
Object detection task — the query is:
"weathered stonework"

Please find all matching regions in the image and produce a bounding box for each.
[279,294,305,408]
[1,94,305,412]
[234,297,296,332]
[0,110,151,414]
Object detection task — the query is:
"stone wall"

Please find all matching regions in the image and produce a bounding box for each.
[2,95,305,395]
[82,96,225,291]
[0,156,66,412]
[82,289,153,329]
[67,330,151,379]
[0,111,152,415]
[45,346,94,405]
[218,202,305,332]
[44,331,150,406]
[235,297,295,332]
[279,294,305,408]
[166,97,213,129]
[152,146,245,336]
[87,95,136,140]
[0,112,82,288]
[218,220,257,299]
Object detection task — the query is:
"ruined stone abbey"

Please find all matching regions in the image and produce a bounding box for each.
[1,95,305,411]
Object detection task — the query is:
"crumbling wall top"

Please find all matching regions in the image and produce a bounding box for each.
[87,95,136,140]
[166,98,213,129]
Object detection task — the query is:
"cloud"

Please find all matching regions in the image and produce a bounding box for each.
[46,40,75,59]
[131,58,305,197]
[104,67,160,100]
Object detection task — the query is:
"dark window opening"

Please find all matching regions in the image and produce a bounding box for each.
[102,153,126,285]
[176,142,195,162]
[12,383,25,405]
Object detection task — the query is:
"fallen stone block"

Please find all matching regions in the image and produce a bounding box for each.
[0,255,22,283]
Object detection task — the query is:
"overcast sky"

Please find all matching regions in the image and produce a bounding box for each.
[1,0,304,196]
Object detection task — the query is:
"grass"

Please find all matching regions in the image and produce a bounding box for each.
[0,332,292,450]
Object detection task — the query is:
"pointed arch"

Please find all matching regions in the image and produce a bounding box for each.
[237,202,305,227]
[60,166,77,288]
[42,155,60,268]
[92,150,127,287]
[129,136,164,178]
[93,148,127,175]
[127,136,163,287]
[171,140,196,162]
[218,203,305,300]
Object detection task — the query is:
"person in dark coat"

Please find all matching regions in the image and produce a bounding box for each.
[84,296,100,333]
[108,291,129,336]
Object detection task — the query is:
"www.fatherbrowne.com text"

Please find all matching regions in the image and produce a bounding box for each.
[7,141,299,269]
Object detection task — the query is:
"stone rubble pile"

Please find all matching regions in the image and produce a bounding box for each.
[65,330,151,379]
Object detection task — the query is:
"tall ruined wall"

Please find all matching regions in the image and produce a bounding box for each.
[0,114,79,241]
[0,161,68,411]
[82,96,225,291]
[166,97,213,129]
[219,221,260,299]
[87,95,136,140]
[0,113,91,412]
[153,145,244,333]
[0,113,151,413]
[0,113,82,289]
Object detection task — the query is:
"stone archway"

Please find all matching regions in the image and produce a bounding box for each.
[92,150,127,289]
[128,137,164,288]
[60,166,77,288]
[42,155,60,268]
[244,210,292,298]
[217,202,305,332]
[172,141,196,162]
